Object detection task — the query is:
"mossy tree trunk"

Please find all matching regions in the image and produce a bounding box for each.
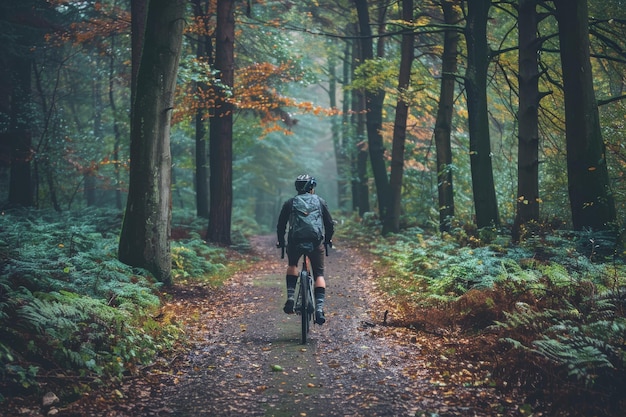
[119,0,185,285]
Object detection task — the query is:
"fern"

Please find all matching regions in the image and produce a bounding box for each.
[0,208,187,385]
[531,336,615,382]
[498,272,626,387]
[171,237,226,281]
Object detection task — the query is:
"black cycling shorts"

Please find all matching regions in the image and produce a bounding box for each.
[287,242,325,278]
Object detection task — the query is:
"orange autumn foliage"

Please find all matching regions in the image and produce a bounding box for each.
[174,60,338,135]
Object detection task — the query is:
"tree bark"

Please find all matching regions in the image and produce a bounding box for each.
[328,51,348,211]
[353,43,370,215]
[207,0,235,245]
[8,56,34,207]
[513,0,541,239]
[383,0,414,235]
[434,0,461,233]
[348,23,370,215]
[554,0,616,230]
[464,0,500,228]
[338,38,352,212]
[130,0,148,105]
[87,70,103,207]
[193,0,211,219]
[119,0,185,285]
[108,33,123,210]
[354,0,389,220]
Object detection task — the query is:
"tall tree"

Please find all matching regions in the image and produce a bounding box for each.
[327,45,348,211]
[464,0,499,228]
[193,0,212,218]
[108,32,124,210]
[513,0,541,239]
[354,0,390,220]
[434,0,461,233]
[348,23,370,216]
[338,40,355,212]
[118,0,186,284]
[207,0,235,245]
[554,0,616,230]
[7,56,34,207]
[1,0,55,207]
[383,0,414,235]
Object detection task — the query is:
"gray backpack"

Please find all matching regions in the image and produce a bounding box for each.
[288,193,324,244]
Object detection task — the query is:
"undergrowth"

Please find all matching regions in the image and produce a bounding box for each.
[0,207,231,403]
[336,216,626,416]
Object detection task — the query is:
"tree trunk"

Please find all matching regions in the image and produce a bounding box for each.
[119,0,185,285]
[354,0,389,220]
[349,24,370,215]
[341,37,354,212]
[328,51,348,211]
[464,0,499,228]
[513,0,541,239]
[554,0,616,230]
[434,0,460,233]
[383,0,414,235]
[86,72,102,207]
[194,0,211,219]
[8,56,34,207]
[195,110,210,218]
[130,0,148,105]
[109,33,123,210]
[207,0,235,246]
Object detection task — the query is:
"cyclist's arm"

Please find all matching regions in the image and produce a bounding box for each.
[276,199,292,246]
[320,198,334,242]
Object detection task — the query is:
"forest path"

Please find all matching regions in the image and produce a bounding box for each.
[160,235,432,416]
[58,235,520,416]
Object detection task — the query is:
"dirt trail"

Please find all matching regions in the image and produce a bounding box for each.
[45,235,519,417]
[162,236,431,416]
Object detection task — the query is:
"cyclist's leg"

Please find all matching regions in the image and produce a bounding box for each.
[309,244,326,324]
[283,245,300,314]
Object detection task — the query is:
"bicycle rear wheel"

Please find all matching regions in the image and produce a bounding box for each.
[299,270,310,344]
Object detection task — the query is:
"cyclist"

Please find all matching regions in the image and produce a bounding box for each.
[276,174,334,325]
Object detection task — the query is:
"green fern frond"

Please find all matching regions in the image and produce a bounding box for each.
[531,337,615,382]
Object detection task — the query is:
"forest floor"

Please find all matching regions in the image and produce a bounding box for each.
[5,235,529,417]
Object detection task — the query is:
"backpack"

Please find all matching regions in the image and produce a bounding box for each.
[288,193,324,244]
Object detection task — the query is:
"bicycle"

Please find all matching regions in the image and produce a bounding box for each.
[281,244,329,344]
[295,253,315,343]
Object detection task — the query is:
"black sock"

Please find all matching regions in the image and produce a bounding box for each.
[314,287,325,311]
[286,275,297,300]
